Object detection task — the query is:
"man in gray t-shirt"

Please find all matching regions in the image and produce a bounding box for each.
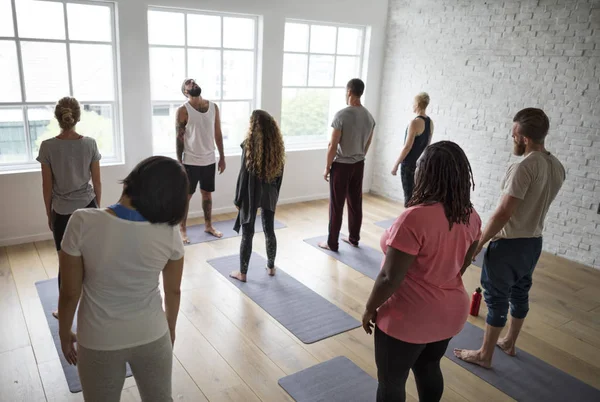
[320,78,376,251]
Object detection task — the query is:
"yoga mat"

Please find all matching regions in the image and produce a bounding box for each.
[279,356,377,402]
[186,218,285,245]
[207,253,360,344]
[374,218,396,229]
[35,278,133,393]
[447,322,600,401]
[304,235,382,280]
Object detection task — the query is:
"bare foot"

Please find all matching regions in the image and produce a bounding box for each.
[229,271,247,282]
[318,241,336,251]
[205,226,223,238]
[342,237,358,248]
[497,338,517,356]
[453,349,492,369]
[180,229,190,244]
[266,266,276,276]
[52,310,59,319]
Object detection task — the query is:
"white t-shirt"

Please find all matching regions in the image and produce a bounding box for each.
[61,208,185,351]
[182,101,216,166]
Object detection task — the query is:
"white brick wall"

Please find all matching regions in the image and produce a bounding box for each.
[372,0,600,269]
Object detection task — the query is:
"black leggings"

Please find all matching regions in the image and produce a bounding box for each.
[400,164,416,208]
[240,209,276,274]
[375,326,450,402]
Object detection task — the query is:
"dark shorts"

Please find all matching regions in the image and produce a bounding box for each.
[184,163,216,194]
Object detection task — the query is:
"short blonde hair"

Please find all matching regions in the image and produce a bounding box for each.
[415,92,430,110]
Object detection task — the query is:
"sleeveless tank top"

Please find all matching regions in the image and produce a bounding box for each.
[182,101,216,166]
[402,116,431,167]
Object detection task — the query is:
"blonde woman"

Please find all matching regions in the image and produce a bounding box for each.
[391,92,434,207]
[37,97,101,317]
[230,110,285,282]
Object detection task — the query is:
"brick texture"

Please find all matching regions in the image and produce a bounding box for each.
[372,0,600,268]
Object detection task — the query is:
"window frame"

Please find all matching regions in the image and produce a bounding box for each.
[0,0,122,173]
[147,6,260,157]
[281,19,367,149]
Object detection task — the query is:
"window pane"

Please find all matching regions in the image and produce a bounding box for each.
[152,104,178,156]
[223,51,253,100]
[284,23,308,52]
[282,53,307,87]
[337,27,362,55]
[220,101,250,147]
[0,0,14,37]
[223,17,254,49]
[187,14,220,47]
[334,56,361,87]
[0,41,22,102]
[21,41,69,102]
[27,106,53,155]
[148,10,184,46]
[71,44,115,101]
[281,88,343,139]
[16,0,65,40]
[149,47,185,101]
[187,49,221,99]
[309,25,336,54]
[0,108,27,164]
[308,55,334,87]
[67,3,112,42]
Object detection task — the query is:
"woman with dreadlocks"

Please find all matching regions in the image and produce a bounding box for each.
[230,110,285,282]
[361,141,481,402]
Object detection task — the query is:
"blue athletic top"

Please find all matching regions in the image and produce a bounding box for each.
[402,116,431,167]
[108,203,147,222]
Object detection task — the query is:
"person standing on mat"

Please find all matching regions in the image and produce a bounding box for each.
[57,156,188,402]
[391,92,434,207]
[362,141,481,402]
[454,108,565,368]
[176,78,226,243]
[319,78,375,251]
[37,97,101,319]
[229,110,285,282]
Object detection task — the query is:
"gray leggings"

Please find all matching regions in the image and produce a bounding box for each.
[77,332,173,402]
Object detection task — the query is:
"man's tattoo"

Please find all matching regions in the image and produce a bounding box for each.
[176,121,186,162]
[202,199,212,224]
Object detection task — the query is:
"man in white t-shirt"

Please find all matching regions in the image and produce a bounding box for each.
[455,108,565,368]
[176,78,226,242]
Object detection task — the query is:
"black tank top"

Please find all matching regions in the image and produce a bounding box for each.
[402,116,431,167]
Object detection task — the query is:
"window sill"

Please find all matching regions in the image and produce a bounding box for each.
[0,159,125,176]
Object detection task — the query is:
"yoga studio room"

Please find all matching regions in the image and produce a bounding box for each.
[1,0,599,401]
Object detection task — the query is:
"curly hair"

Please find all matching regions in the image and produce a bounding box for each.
[54,97,81,131]
[407,141,474,230]
[244,110,285,183]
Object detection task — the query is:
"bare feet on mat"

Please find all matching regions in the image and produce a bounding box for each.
[229,271,247,282]
[52,310,59,319]
[453,349,492,368]
[180,228,190,244]
[342,237,358,248]
[266,266,276,276]
[318,242,332,250]
[497,338,517,356]
[204,226,223,238]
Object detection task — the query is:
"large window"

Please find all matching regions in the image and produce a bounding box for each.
[148,8,258,155]
[281,21,365,146]
[0,0,120,170]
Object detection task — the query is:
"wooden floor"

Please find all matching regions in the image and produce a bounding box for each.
[2,195,600,402]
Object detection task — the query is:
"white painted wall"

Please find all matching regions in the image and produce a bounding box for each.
[373,0,600,268]
[0,0,389,245]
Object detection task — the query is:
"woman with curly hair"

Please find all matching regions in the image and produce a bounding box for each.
[230,110,285,282]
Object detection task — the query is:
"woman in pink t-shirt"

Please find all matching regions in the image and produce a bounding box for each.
[362,141,481,402]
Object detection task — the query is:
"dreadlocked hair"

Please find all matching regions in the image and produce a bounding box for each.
[244,110,285,183]
[407,141,475,230]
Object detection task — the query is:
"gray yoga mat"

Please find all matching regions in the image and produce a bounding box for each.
[35,278,132,393]
[304,235,382,280]
[447,322,600,401]
[207,253,360,344]
[279,356,377,401]
[374,218,396,229]
[186,217,286,245]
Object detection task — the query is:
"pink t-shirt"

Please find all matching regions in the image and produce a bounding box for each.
[376,203,481,344]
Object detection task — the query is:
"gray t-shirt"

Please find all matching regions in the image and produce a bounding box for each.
[36,136,101,215]
[331,105,376,164]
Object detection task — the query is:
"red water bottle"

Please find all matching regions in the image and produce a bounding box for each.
[470,287,482,316]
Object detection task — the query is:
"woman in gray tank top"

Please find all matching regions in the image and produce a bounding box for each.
[36,97,102,317]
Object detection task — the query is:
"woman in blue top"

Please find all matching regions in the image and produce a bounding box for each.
[391,92,434,207]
